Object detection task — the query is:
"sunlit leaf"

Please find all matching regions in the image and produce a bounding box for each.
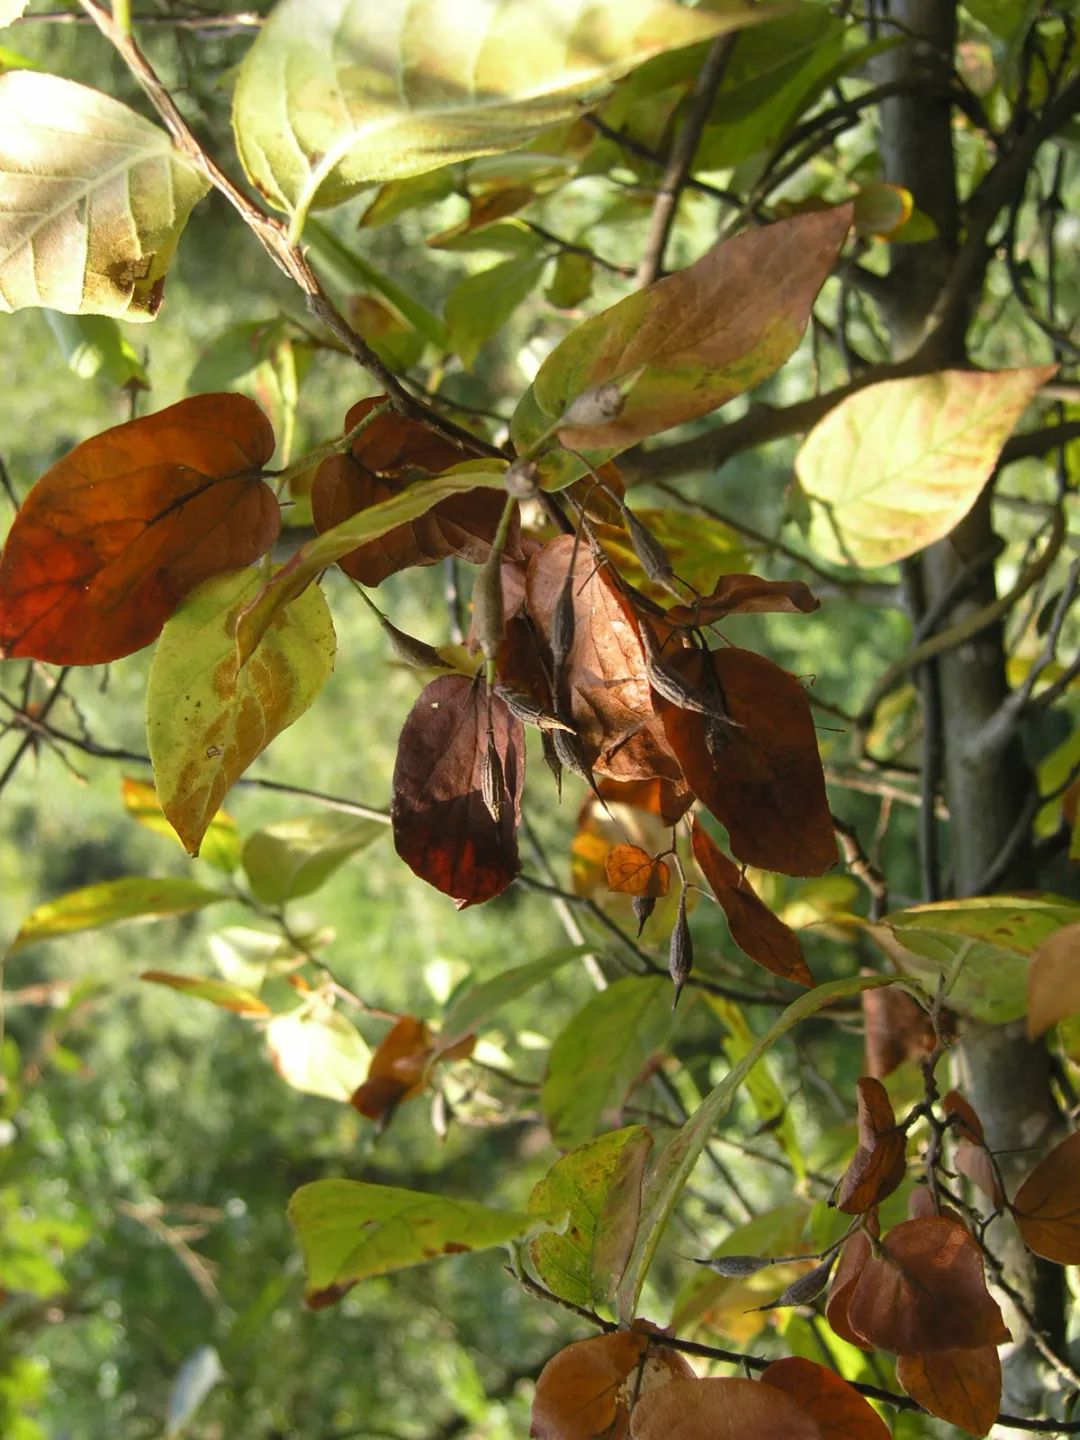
[141,971,270,1016]
[441,944,592,1044]
[795,366,1056,568]
[147,567,336,857]
[267,1005,371,1102]
[0,71,209,318]
[8,877,226,955]
[835,1077,908,1214]
[606,844,671,899]
[531,1331,647,1440]
[241,811,386,904]
[120,776,242,874]
[0,394,278,665]
[288,1177,558,1306]
[351,1015,474,1127]
[45,311,150,388]
[629,1376,821,1440]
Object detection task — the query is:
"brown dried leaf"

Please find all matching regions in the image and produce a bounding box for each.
[896,1348,1001,1437]
[691,818,813,986]
[836,1077,908,1215]
[629,1376,822,1440]
[862,984,936,1078]
[660,648,836,876]
[825,1228,874,1352]
[1011,1129,1080,1263]
[761,1357,891,1440]
[531,1331,647,1440]
[311,396,516,585]
[1026,921,1080,1038]
[596,775,694,826]
[667,574,820,627]
[350,1015,473,1127]
[606,844,671,898]
[392,676,524,907]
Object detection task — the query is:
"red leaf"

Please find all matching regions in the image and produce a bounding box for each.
[862,984,936,1077]
[311,396,515,585]
[660,648,836,876]
[1011,1129,1080,1263]
[0,393,278,664]
[896,1348,1001,1437]
[629,1376,822,1440]
[691,818,813,986]
[835,1077,908,1214]
[760,1357,890,1440]
[667,574,820,627]
[846,1217,1010,1353]
[606,844,671,898]
[392,675,524,906]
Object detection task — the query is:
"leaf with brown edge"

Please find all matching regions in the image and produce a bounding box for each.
[661,648,836,877]
[525,534,683,785]
[606,844,671,899]
[825,1228,874,1352]
[760,1357,890,1440]
[311,395,518,586]
[0,393,278,664]
[1026,921,1080,1038]
[846,1217,1010,1354]
[629,1376,822,1440]
[531,1331,648,1440]
[351,1015,474,1129]
[836,1077,908,1215]
[897,1348,1001,1437]
[862,983,936,1078]
[691,818,813,986]
[392,676,524,907]
[1011,1130,1080,1263]
[666,575,820,628]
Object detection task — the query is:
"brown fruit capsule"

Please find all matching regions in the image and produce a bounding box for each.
[633,894,657,937]
[669,893,693,1011]
[754,1256,836,1311]
[480,725,504,823]
[541,729,563,800]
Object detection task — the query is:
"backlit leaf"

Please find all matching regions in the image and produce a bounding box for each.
[232,0,771,217]
[0,71,209,319]
[835,1077,908,1214]
[513,206,852,483]
[8,877,226,955]
[606,844,670,898]
[45,311,150,389]
[862,983,935,1078]
[0,394,278,665]
[528,1125,653,1307]
[241,811,386,904]
[311,397,515,585]
[140,971,270,1016]
[267,1005,371,1102]
[147,567,336,857]
[1026,921,1080,1038]
[666,575,819,628]
[691,819,813,985]
[392,676,524,906]
[896,1348,1001,1437]
[289,1177,557,1306]
[542,976,672,1149]
[351,1015,474,1126]
[796,366,1056,568]
[629,1376,821,1440]
[1011,1130,1080,1263]
[120,776,242,874]
[760,1357,890,1440]
[662,648,836,876]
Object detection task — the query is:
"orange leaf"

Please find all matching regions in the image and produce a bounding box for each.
[836,1077,908,1215]
[1011,1129,1080,1263]
[531,1331,648,1440]
[606,844,671,898]
[667,574,820,627]
[847,1217,1010,1353]
[691,818,813,985]
[760,1357,890,1440]
[896,1348,1001,1437]
[392,676,524,907]
[312,396,516,585]
[660,648,836,876]
[1026,921,1080,1038]
[862,984,936,1077]
[0,393,278,664]
[596,776,694,825]
[629,1376,822,1440]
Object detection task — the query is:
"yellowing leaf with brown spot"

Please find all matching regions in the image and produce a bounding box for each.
[147,567,335,856]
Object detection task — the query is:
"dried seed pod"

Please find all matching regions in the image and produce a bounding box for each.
[633,894,657,937]
[669,893,693,1011]
[754,1256,836,1311]
[541,729,563,800]
[504,457,541,500]
[559,380,624,431]
[638,620,733,722]
[496,688,574,733]
[480,726,504,823]
[619,502,680,596]
[692,1254,774,1278]
[377,612,451,672]
[551,724,592,783]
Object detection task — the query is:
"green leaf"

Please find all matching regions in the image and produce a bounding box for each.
[141,971,271,1016]
[8,877,226,955]
[233,461,505,663]
[289,1178,560,1305]
[147,568,336,858]
[232,0,774,230]
[542,975,672,1149]
[546,250,594,309]
[527,1124,652,1307]
[707,995,804,1180]
[241,811,387,904]
[615,974,897,1321]
[305,218,448,348]
[445,254,548,369]
[266,1005,371,1102]
[874,895,1080,1024]
[44,312,150,388]
[188,320,308,466]
[512,205,852,486]
[441,944,592,1045]
[795,366,1056,568]
[0,72,209,320]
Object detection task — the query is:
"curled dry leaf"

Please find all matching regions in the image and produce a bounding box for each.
[761,1356,891,1440]
[628,1376,822,1440]
[311,395,515,585]
[1011,1129,1080,1263]
[662,649,836,876]
[531,1329,691,1440]
[835,1076,908,1215]
[0,393,278,664]
[606,844,671,899]
[1026,920,1080,1038]
[862,982,936,1078]
[691,818,813,986]
[846,1216,1010,1354]
[666,574,820,627]
[896,1348,1001,1438]
[943,1090,1005,1209]
[392,676,525,907]
[350,1015,474,1128]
